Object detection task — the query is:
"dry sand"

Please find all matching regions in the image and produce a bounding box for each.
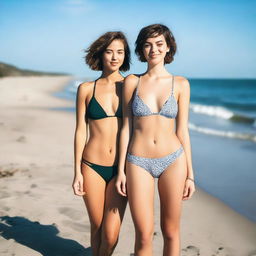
[0,76,255,256]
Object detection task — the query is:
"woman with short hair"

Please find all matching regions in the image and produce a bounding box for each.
[73,31,130,256]
[116,24,195,256]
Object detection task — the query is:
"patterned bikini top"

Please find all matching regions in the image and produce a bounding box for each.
[132,75,178,119]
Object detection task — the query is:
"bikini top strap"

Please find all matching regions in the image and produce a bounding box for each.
[135,76,141,95]
[171,75,175,95]
[93,79,98,96]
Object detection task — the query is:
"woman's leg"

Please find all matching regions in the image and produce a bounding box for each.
[126,162,155,256]
[158,152,187,256]
[82,163,106,256]
[99,177,127,256]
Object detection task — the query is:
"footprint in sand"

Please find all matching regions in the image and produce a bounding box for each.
[61,220,89,232]
[181,245,200,256]
[16,136,26,143]
[3,207,10,212]
[0,168,18,178]
[0,191,11,199]
[248,250,256,256]
[153,231,159,240]
[58,207,83,220]
[30,184,37,188]
[21,168,29,173]
[212,246,231,256]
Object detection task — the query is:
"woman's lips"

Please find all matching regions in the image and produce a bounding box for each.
[149,54,159,58]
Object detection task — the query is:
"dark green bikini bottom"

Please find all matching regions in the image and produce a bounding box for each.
[81,158,117,183]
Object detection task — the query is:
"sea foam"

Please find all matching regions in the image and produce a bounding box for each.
[189,123,256,142]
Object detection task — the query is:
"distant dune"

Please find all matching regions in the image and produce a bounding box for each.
[0,62,69,77]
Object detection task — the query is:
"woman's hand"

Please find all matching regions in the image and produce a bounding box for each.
[182,178,196,200]
[72,173,85,196]
[116,172,127,197]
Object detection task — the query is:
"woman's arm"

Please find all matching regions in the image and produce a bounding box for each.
[176,77,196,199]
[116,75,138,196]
[73,82,91,196]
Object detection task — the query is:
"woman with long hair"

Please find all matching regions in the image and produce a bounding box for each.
[73,31,130,256]
[116,24,195,255]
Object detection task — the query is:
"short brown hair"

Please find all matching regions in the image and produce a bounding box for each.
[85,31,130,71]
[135,24,177,64]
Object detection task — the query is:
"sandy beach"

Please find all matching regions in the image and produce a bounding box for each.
[0,76,256,256]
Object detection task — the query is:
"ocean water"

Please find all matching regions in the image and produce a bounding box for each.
[189,79,256,143]
[57,78,256,222]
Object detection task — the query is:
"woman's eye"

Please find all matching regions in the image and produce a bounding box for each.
[157,44,163,47]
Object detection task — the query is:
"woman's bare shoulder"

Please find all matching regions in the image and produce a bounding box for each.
[124,74,141,90]
[78,81,94,89]
[175,76,190,92]
[123,75,141,96]
[125,74,140,83]
[77,81,94,96]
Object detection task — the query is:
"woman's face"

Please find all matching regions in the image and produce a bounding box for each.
[142,34,169,65]
[102,39,125,72]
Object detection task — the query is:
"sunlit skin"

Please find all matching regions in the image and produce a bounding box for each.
[143,36,170,65]
[116,34,195,256]
[73,39,127,256]
[102,40,126,73]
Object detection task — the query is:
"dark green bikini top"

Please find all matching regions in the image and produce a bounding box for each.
[86,80,122,120]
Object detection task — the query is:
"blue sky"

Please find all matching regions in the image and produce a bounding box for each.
[1,0,256,78]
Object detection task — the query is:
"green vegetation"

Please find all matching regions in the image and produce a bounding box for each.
[0,62,69,77]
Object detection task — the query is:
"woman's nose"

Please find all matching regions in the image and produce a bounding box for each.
[112,52,117,60]
[151,44,157,53]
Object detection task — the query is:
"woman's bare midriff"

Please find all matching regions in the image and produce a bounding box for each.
[82,118,121,166]
[128,115,181,157]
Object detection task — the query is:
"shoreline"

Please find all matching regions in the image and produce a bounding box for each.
[0,76,256,255]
